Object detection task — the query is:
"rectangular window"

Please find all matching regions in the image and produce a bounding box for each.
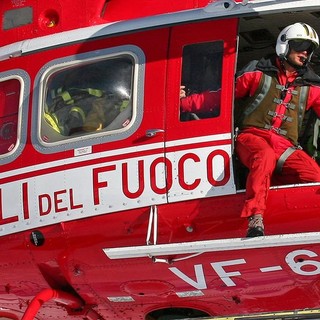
[180,41,223,121]
[41,55,134,142]
[0,79,20,155]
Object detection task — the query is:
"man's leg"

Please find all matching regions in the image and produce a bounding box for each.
[236,132,277,236]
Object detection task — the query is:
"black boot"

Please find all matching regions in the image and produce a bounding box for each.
[246,214,265,237]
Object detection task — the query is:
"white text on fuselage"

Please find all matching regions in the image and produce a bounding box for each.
[0,146,234,235]
[169,249,320,289]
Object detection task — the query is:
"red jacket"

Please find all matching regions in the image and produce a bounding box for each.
[181,57,320,117]
[180,89,221,114]
[235,57,320,118]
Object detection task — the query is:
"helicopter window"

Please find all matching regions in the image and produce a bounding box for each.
[41,55,134,141]
[0,78,20,155]
[180,41,223,121]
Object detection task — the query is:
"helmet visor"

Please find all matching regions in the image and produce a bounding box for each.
[289,40,314,53]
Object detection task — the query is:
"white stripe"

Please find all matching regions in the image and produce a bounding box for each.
[0,1,318,60]
[103,232,320,259]
[0,134,229,179]
[260,266,283,272]
[165,133,231,147]
[176,290,204,297]
[107,296,134,302]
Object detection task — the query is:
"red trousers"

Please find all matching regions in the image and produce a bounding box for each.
[235,128,320,218]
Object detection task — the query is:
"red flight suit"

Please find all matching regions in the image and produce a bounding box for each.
[235,56,320,217]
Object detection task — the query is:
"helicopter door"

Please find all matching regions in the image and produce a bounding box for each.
[165,18,239,203]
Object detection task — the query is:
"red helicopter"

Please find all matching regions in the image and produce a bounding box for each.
[0,0,320,319]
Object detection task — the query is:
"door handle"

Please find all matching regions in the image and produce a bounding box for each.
[146,129,164,137]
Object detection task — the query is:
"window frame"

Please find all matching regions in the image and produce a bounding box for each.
[180,40,224,122]
[32,45,145,154]
[0,69,30,164]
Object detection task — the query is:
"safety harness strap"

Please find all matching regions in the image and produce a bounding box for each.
[298,86,309,131]
[244,75,272,116]
[312,118,320,159]
[276,146,298,174]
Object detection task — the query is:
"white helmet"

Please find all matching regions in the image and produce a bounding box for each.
[276,22,319,61]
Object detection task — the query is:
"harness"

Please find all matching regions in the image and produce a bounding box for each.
[242,74,309,137]
[304,110,320,163]
[276,115,320,172]
[237,72,320,173]
[312,118,320,160]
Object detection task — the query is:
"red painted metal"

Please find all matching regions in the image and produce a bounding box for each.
[0,0,319,319]
[21,289,83,320]
[0,0,216,47]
